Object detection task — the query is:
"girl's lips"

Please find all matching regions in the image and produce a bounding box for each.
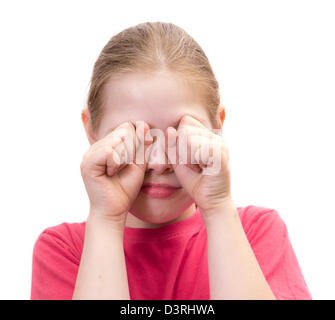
[140,184,181,199]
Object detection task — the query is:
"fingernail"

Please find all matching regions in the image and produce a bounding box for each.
[167,127,177,147]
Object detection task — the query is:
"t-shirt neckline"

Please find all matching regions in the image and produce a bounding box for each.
[124,206,204,242]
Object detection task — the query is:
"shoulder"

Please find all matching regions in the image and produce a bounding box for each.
[237,205,288,244]
[31,221,86,299]
[237,205,312,300]
[33,221,86,260]
[237,204,284,227]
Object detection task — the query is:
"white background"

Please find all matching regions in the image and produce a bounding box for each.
[0,0,334,299]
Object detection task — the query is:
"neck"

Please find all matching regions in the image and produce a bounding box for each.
[125,203,197,228]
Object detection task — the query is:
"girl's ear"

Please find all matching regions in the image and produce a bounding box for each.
[81,108,98,145]
[215,105,225,131]
[219,105,226,128]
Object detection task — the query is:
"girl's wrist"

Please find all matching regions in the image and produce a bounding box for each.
[87,209,127,233]
[199,198,238,227]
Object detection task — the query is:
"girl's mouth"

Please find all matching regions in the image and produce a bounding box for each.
[140,183,181,199]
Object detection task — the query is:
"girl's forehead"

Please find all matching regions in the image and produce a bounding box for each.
[100,72,211,135]
[101,103,210,138]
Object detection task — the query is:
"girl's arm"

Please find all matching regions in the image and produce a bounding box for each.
[202,201,276,300]
[72,212,129,300]
[167,115,276,300]
[74,120,152,299]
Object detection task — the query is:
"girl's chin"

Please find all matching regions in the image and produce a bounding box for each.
[127,199,196,227]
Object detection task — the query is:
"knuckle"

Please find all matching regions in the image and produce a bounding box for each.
[80,151,89,168]
[80,160,85,171]
[103,146,113,155]
[80,159,88,176]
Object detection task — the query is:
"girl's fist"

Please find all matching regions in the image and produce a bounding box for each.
[80,121,153,221]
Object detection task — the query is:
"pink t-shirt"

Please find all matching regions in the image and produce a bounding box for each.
[30,205,312,300]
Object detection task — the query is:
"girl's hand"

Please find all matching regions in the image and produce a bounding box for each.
[166,115,232,218]
[80,121,153,223]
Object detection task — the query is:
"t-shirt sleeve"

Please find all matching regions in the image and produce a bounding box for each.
[30,224,81,300]
[241,206,312,300]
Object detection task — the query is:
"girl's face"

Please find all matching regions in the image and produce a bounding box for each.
[95,71,213,227]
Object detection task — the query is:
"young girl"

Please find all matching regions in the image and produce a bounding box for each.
[30,22,312,300]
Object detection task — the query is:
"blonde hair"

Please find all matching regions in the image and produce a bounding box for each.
[87,21,221,132]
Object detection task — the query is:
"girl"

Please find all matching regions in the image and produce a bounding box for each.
[31,22,312,300]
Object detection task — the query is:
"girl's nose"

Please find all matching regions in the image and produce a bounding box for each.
[146,140,173,174]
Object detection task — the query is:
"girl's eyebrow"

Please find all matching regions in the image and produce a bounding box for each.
[104,115,207,136]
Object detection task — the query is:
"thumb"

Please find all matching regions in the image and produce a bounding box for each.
[171,162,200,198]
[167,126,200,196]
